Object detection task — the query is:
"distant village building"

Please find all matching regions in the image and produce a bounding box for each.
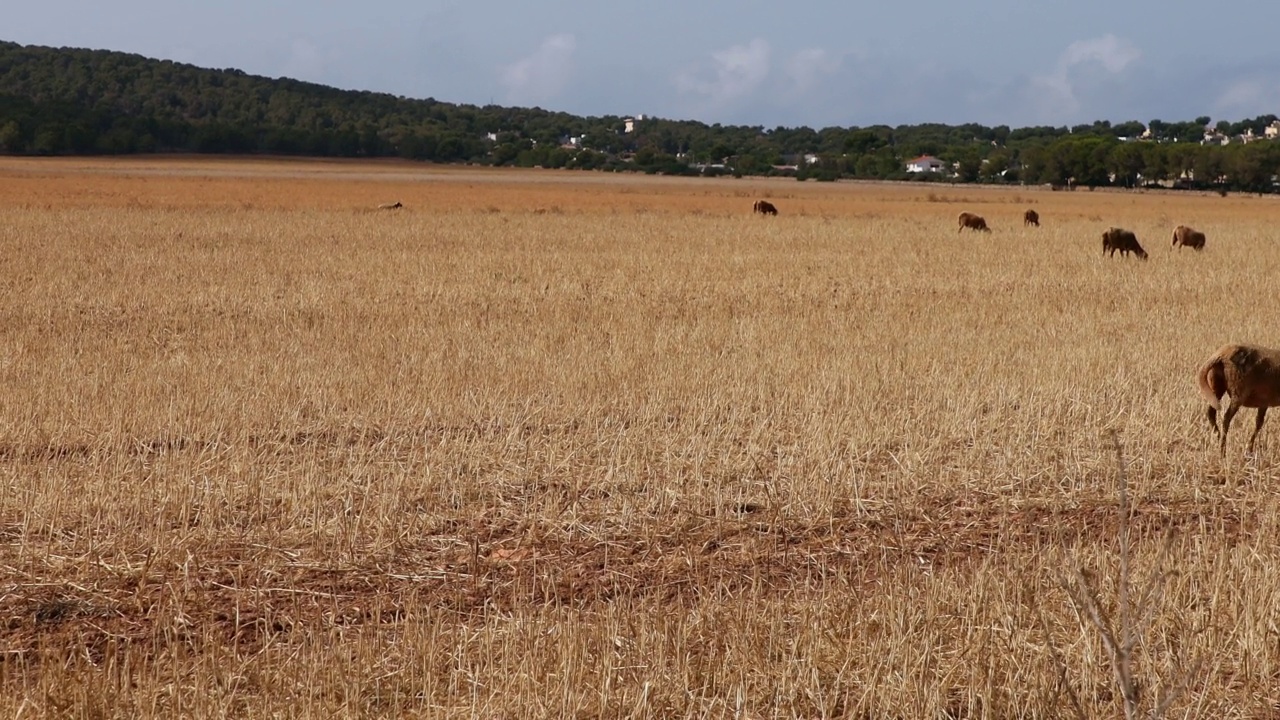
[1266,120,1280,139]
[1202,128,1229,146]
[1202,126,1263,146]
[905,155,946,173]
[622,114,647,133]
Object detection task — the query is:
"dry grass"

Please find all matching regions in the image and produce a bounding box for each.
[1,157,1280,717]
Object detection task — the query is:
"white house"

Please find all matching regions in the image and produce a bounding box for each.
[622,114,647,133]
[906,155,946,173]
[1201,129,1229,146]
[1266,120,1280,139]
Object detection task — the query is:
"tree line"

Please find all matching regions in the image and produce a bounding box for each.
[2,41,1279,192]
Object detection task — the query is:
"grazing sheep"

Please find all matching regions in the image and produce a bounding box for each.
[1198,343,1280,455]
[753,200,778,216]
[958,212,990,233]
[1024,209,1040,227]
[1172,225,1206,251]
[1101,227,1147,259]
[378,201,404,210]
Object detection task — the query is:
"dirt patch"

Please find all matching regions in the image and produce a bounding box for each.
[0,494,1247,663]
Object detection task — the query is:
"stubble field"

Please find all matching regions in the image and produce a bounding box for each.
[1,157,1279,717]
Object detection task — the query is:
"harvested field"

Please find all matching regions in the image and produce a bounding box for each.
[1,157,1280,717]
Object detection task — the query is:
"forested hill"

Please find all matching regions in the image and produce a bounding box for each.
[2,40,1280,191]
[0,40,593,162]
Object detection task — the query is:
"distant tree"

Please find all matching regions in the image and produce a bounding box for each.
[0,120,21,152]
[5,39,1280,193]
[734,153,768,175]
[1108,143,1146,188]
[490,141,520,165]
[634,146,657,167]
[1076,137,1115,187]
[1019,145,1053,184]
[1166,143,1198,183]
[1112,120,1146,138]
[843,129,885,156]
[1140,142,1171,184]
[95,126,137,154]
[810,165,841,182]
[853,153,880,178]
[1009,126,1068,143]
[1226,143,1273,191]
[956,147,982,183]
[1195,145,1227,187]
[32,129,59,155]
[1168,121,1204,143]
[707,143,734,163]
[981,149,1010,181]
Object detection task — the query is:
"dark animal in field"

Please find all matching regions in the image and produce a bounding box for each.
[753,200,778,216]
[1172,225,1206,251]
[1198,343,1280,455]
[957,212,990,232]
[378,201,404,210]
[1024,209,1040,227]
[1101,227,1147,259]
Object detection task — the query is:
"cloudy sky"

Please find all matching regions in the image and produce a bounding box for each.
[9,0,1280,129]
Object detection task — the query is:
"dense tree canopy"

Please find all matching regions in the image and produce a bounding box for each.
[2,41,1279,192]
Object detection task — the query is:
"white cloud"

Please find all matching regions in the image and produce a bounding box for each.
[1030,34,1140,122]
[1060,35,1140,74]
[1213,78,1280,116]
[500,33,576,106]
[675,38,771,107]
[785,48,842,94]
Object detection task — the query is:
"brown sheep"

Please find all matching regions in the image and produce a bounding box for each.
[1024,209,1040,227]
[753,200,778,216]
[958,212,990,233]
[1101,227,1147,259]
[1198,343,1280,455]
[1172,225,1206,250]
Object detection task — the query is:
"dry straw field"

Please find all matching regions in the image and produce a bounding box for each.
[1,156,1280,717]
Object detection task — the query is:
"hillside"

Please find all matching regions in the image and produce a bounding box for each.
[0,40,616,162]
[1,40,1279,190]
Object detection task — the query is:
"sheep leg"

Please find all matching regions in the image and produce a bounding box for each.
[1247,407,1268,454]
[1220,401,1240,456]
[1206,405,1220,437]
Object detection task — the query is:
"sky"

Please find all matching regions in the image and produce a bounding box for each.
[9,0,1280,130]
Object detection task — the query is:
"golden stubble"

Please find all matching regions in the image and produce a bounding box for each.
[1,158,1279,717]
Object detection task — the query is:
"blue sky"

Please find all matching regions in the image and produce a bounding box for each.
[10,0,1280,129]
